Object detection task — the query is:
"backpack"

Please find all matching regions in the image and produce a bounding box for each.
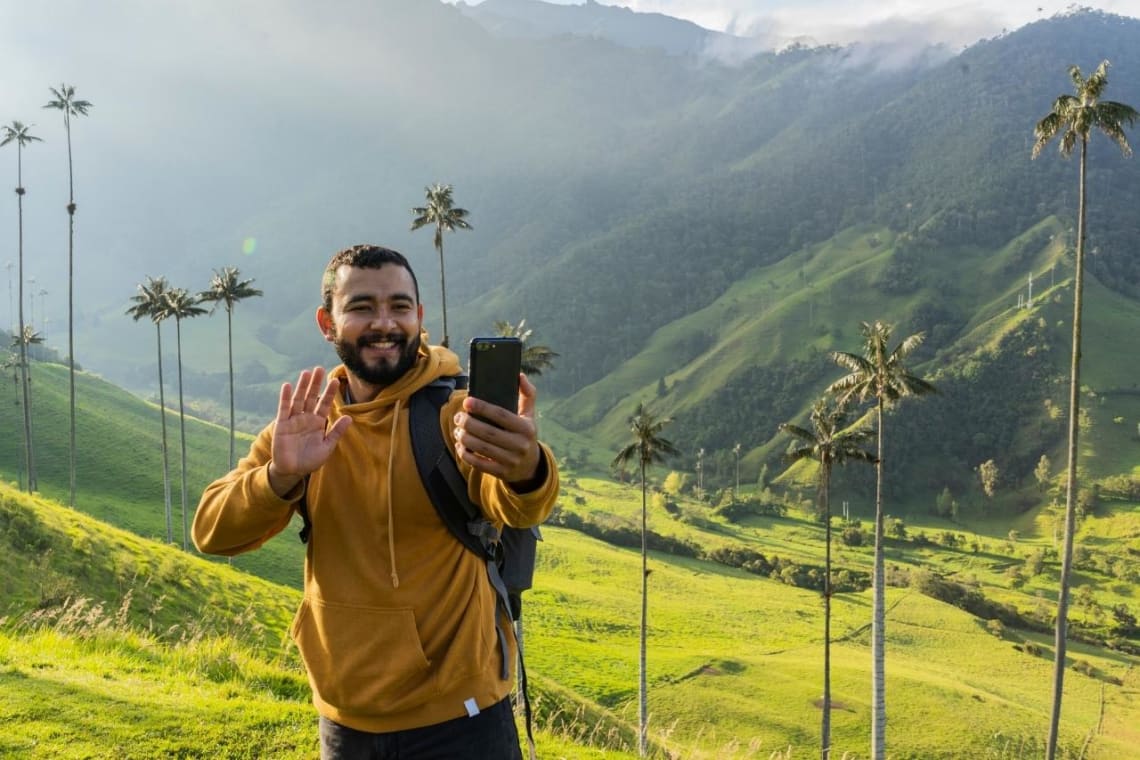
[294,374,541,754]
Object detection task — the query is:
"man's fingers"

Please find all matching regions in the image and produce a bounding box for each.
[455,437,514,478]
[517,373,537,419]
[289,366,329,415]
[324,415,353,447]
[303,366,326,412]
[276,381,295,424]
[290,369,313,415]
[316,376,340,417]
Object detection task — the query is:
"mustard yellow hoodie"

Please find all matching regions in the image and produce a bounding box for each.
[192,344,558,732]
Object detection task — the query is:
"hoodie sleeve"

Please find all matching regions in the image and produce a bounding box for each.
[441,394,559,529]
[192,422,302,556]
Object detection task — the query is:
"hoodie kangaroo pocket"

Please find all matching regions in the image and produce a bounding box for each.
[292,597,432,716]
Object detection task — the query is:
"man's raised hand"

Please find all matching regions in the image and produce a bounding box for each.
[267,366,352,497]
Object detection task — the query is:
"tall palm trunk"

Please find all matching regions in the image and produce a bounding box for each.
[64,109,78,508]
[436,237,449,347]
[226,306,236,469]
[1047,137,1088,760]
[821,462,833,760]
[175,318,190,550]
[639,457,649,758]
[871,397,886,760]
[15,147,35,493]
[155,323,173,544]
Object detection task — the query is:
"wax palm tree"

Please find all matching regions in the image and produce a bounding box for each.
[410,183,471,347]
[162,287,208,550]
[9,325,44,491]
[44,83,93,509]
[1032,59,1137,760]
[826,321,935,760]
[493,319,559,376]
[127,276,174,544]
[199,266,263,469]
[3,121,43,492]
[612,402,680,758]
[10,325,44,353]
[780,398,876,760]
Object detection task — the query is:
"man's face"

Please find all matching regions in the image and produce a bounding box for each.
[318,264,424,389]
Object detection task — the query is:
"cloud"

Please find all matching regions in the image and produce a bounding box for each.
[521,0,1140,50]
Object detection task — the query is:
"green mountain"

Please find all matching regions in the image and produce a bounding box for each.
[26,8,1132,522]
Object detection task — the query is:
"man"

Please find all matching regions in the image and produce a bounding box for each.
[193,244,558,759]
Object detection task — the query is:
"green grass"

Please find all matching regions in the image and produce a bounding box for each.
[4,466,1140,758]
[3,339,1140,757]
[523,524,1140,758]
[0,627,316,759]
[0,362,308,588]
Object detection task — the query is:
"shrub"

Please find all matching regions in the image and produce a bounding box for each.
[1071,659,1095,678]
[705,546,772,576]
[714,498,788,523]
[1099,473,1140,500]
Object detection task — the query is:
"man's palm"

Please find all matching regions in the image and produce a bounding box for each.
[273,367,352,478]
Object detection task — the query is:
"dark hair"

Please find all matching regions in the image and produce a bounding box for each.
[321,244,420,311]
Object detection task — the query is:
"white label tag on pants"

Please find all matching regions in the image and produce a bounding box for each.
[464,697,480,717]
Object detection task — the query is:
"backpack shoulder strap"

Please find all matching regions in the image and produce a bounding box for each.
[409,374,517,682]
[407,375,499,559]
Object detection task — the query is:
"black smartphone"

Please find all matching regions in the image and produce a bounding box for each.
[468,337,522,423]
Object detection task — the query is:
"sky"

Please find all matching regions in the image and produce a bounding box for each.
[453,0,1140,49]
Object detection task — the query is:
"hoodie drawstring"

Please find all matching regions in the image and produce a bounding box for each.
[387,398,401,588]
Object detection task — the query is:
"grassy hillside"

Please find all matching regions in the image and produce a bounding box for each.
[0,483,634,759]
[0,362,307,587]
[3,354,1140,757]
[556,218,1070,446]
[4,470,1140,757]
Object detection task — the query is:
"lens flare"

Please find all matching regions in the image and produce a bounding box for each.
[242,237,257,255]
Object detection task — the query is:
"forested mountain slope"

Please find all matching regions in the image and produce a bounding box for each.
[7,6,1140,516]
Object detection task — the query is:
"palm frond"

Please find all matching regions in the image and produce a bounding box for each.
[126,276,170,323]
[1,121,44,147]
[199,266,262,311]
[1034,60,1135,161]
[164,288,209,320]
[43,83,93,117]
[890,330,925,362]
[612,401,680,469]
[777,422,816,445]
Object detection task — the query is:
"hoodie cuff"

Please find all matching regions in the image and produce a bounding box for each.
[509,448,550,495]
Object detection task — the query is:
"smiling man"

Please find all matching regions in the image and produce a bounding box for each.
[193,244,558,759]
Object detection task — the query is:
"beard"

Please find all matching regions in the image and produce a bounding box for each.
[333,328,421,388]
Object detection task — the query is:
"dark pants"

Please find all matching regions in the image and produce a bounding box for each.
[318,698,522,760]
